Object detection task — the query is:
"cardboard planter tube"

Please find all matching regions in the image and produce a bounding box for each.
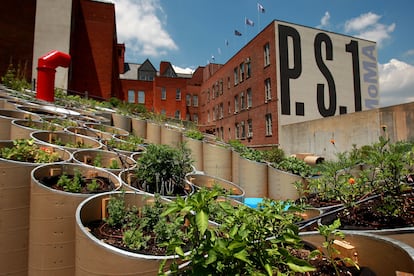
[185,173,246,203]
[75,191,180,275]
[131,117,147,139]
[72,148,136,175]
[0,141,71,275]
[202,141,232,181]
[83,122,129,140]
[111,112,132,133]
[30,130,103,153]
[300,231,414,275]
[10,119,64,140]
[146,122,161,144]
[160,125,183,148]
[182,135,204,171]
[0,108,41,139]
[28,163,121,276]
[238,157,268,198]
[267,164,305,200]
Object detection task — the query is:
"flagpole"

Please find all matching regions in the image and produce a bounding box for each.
[257,4,260,33]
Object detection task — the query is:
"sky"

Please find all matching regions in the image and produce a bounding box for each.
[101,0,414,107]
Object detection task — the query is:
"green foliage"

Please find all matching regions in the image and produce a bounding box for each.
[109,159,120,169]
[106,136,144,152]
[317,219,359,275]
[86,179,100,192]
[0,139,61,163]
[274,156,313,177]
[160,190,316,275]
[228,139,266,162]
[185,129,204,140]
[1,63,31,91]
[262,146,285,163]
[105,193,126,227]
[56,170,82,193]
[135,143,193,195]
[93,153,102,167]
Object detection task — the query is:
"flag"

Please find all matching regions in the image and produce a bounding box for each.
[234,30,242,36]
[258,3,265,13]
[245,18,254,27]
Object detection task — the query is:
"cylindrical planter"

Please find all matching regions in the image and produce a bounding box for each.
[0,108,41,139]
[16,105,66,119]
[118,168,194,201]
[146,122,161,144]
[231,150,240,185]
[0,141,71,276]
[202,141,232,181]
[185,173,245,202]
[182,136,203,171]
[31,130,103,153]
[267,165,304,200]
[238,157,268,198]
[83,122,129,140]
[41,116,79,128]
[300,231,414,275]
[28,163,121,276]
[72,149,136,175]
[10,119,64,140]
[71,112,112,126]
[112,113,132,132]
[374,228,414,249]
[75,191,180,275]
[161,125,183,148]
[131,116,147,139]
[65,126,105,141]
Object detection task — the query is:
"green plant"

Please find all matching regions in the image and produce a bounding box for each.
[104,193,126,227]
[135,143,193,195]
[274,156,313,177]
[86,179,100,192]
[93,153,102,167]
[0,139,61,163]
[109,158,120,169]
[316,219,359,275]
[160,190,316,275]
[1,63,31,91]
[184,129,204,140]
[56,170,82,193]
[106,136,144,152]
[262,146,285,163]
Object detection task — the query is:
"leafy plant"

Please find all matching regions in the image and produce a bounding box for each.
[93,152,102,167]
[109,159,120,169]
[316,219,359,275]
[56,170,82,193]
[86,179,100,192]
[135,143,193,195]
[104,193,126,227]
[1,63,31,91]
[273,156,313,177]
[184,129,204,140]
[0,139,61,163]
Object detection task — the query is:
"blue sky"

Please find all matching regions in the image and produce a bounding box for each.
[104,0,414,107]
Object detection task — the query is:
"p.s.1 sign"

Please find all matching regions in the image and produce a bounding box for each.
[276,21,379,125]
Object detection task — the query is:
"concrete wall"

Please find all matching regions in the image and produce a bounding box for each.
[280,101,414,160]
[32,0,72,90]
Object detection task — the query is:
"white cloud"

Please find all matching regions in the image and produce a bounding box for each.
[379,59,414,107]
[172,65,194,74]
[344,12,395,46]
[317,11,331,29]
[113,0,178,60]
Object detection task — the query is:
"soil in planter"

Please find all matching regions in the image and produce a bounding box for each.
[126,174,191,197]
[39,174,116,194]
[86,220,178,256]
[322,190,414,230]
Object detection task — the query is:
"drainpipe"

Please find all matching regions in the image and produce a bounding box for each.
[36,50,71,102]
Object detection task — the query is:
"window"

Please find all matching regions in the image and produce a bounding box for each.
[207,89,210,103]
[219,102,223,119]
[265,113,272,136]
[138,91,145,104]
[227,76,231,89]
[264,43,270,66]
[247,119,253,137]
[186,94,191,106]
[174,110,181,119]
[247,88,252,108]
[207,110,210,123]
[161,87,166,100]
[239,63,244,82]
[219,80,223,95]
[127,90,135,103]
[161,109,166,115]
[241,121,246,138]
[234,67,239,85]
[228,101,231,114]
[186,113,191,121]
[212,106,216,121]
[246,58,251,78]
[176,88,181,100]
[240,92,245,110]
[265,78,272,102]
[193,95,198,107]
[193,114,198,124]
[234,95,239,113]
[220,127,224,140]
[235,123,240,139]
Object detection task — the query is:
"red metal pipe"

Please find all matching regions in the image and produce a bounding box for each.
[36,50,71,102]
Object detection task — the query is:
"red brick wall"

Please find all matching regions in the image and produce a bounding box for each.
[69,0,120,100]
[197,22,279,147]
[0,0,36,81]
[153,76,188,119]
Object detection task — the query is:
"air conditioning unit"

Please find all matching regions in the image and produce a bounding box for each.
[247,132,253,138]
[234,111,238,114]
